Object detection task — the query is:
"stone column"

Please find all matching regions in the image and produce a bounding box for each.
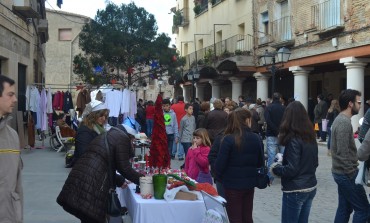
[229,77,243,102]
[340,57,370,132]
[195,83,205,101]
[209,80,221,99]
[253,72,270,101]
[289,66,313,110]
[180,84,188,102]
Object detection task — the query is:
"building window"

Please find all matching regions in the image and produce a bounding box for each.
[58,29,72,41]
[261,12,269,35]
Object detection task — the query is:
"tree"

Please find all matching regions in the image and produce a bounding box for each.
[74,2,185,86]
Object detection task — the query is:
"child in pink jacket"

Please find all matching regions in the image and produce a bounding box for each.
[184,128,213,184]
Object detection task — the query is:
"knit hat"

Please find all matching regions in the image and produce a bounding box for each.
[249,104,256,110]
[91,100,107,112]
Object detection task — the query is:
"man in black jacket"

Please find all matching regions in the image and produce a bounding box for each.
[264,92,285,183]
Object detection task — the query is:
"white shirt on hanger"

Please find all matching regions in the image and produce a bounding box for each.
[105,90,122,118]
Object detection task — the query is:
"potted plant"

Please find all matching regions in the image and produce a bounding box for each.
[221,50,231,58]
[173,10,182,27]
[234,49,243,55]
[193,4,201,15]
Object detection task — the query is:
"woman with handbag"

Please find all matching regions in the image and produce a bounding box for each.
[57,124,144,223]
[215,108,264,223]
[271,101,318,223]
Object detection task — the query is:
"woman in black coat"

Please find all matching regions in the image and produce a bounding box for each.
[215,108,264,223]
[271,101,318,223]
[73,101,109,165]
[57,125,144,223]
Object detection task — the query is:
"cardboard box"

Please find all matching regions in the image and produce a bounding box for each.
[175,191,197,201]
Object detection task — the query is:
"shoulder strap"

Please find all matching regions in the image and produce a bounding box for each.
[104,132,115,189]
[259,138,265,168]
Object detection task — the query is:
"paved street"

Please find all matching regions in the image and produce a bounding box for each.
[22,138,366,222]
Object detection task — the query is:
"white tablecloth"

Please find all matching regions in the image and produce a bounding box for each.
[117,183,206,223]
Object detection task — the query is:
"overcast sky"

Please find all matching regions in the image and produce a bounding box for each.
[46,0,176,45]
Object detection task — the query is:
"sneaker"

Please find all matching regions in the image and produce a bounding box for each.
[171,155,175,160]
[178,157,184,161]
[319,139,326,142]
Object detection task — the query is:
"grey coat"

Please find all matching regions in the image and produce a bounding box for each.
[0,116,23,223]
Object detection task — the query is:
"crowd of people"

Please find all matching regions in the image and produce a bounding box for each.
[2,73,370,223]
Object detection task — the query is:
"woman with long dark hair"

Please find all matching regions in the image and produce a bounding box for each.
[215,108,264,223]
[271,101,318,223]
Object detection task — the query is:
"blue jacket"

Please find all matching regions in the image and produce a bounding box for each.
[215,128,264,189]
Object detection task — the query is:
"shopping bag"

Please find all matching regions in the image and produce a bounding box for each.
[314,123,319,131]
[322,119,328,132]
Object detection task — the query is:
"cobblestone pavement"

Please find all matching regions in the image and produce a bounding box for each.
[22,137,367,222]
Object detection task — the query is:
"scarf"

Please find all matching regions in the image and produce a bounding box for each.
[93,124,105,135]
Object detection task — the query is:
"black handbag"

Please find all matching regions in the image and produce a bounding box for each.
[104,133,122,217]
[256,140,269,189]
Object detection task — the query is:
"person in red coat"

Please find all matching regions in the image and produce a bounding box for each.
[145,100,155,138]
[171,95,186,127]
[171,96,186,159]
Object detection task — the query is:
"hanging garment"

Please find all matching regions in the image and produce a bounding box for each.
[63,91,74,113]
[76,89,91,117]
[40,89,48,131]
[105,90,122,118]
[27,112,35,147]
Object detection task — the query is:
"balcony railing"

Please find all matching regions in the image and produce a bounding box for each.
[311,0,341,30]
[183,34,253,69]
[211,0,222,6]
[194,0,208,15]
[272,16,293,43]
[178,8,189,27]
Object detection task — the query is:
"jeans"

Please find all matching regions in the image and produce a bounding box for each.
[167,134,174,157]
[172,143,184,159]
[266,136,285,181]
[332,171,370,223]
[224,188,254,223]
[327,127,332,150]
[146,119,153,137]
[318,122,327,141]
[181,142,192,157]
[282,189,316,223]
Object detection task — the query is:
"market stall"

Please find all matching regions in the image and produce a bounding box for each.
[119,183,206,223]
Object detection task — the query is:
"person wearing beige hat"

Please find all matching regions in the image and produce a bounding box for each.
[72,100,109,167]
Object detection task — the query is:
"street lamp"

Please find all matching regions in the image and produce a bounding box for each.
[260,47,291,94]
[187,67,200,102]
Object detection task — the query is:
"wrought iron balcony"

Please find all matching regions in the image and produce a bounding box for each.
[178,8,189,27]
[272,16,293,43]
[311,0,342,31]
[182,34,254,69]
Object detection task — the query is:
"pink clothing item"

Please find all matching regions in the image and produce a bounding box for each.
[184,145,211,180]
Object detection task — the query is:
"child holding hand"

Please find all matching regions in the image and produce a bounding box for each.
[184,128,213,184]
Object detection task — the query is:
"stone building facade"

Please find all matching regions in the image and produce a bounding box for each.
[174,0,370,130]
[0,0,48,140]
